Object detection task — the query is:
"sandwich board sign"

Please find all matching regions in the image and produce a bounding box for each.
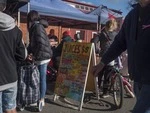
[54,42,98,110]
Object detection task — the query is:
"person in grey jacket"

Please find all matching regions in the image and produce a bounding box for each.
[0,0,26,113]
[27,10,52,106]
[93,0,150,113]
[92,19,118,98]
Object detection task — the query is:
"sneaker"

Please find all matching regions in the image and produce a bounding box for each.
[40,99,45,106]
[100,93,110,98]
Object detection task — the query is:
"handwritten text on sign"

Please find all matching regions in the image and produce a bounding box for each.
[54,42,92,101]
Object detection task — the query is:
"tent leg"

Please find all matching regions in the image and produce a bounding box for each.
[58,25,62,43]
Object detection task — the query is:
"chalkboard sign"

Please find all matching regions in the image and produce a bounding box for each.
[54,42,98,110]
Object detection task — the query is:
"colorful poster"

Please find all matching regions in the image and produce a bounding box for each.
[54,42,92,101]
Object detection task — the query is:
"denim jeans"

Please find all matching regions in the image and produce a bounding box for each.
[0,85,17,112]
[38,63,48,99]
[133,82,150,113]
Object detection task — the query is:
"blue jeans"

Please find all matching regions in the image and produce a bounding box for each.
[133,82,150,113]
[0,85,17,112]
[38,63,48,99]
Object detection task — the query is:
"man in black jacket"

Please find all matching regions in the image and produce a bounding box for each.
[0,0,26,113]
[93,0,150,113]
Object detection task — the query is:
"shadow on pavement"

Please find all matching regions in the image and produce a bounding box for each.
[46,82,119,112]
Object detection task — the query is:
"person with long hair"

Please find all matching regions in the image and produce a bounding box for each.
[93,19,118,98]
[27,10,52,106]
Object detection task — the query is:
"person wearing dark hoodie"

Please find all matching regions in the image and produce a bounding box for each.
[54,30,73,70]
[27,10,52,106]
[0,0,26,113]
[93,0,150,113]
[55,30,73,57]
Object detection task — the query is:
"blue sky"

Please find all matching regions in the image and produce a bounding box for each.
[76,0,132,17]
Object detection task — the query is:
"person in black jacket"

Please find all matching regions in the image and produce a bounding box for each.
[55,30,73,57]
[92,19,118,98]
[93,0,150,113]
[0,0,26,113]
[54,30,73,70]
[27,10,52,106]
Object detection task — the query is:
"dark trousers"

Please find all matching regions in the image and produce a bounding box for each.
[133,82,150,113]
[98,66,112,94]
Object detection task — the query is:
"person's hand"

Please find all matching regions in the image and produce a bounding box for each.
[93,62,105,77]
[96,54,100,57]
[27,53,33,61]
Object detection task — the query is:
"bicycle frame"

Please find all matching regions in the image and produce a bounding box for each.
[122,76,133,91]
[121,75,135,98]
[106,67,124,108]
[99,65,134,108]
[111,67,134,94]
[109,67,135,98]
[106,67,120,89]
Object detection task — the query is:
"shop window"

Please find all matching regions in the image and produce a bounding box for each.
[90,7,94,11]
[85,7,89,10]
[80,6,84,10]
[75,5,79,8]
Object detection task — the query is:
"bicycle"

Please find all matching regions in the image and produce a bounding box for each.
[46,59,58,83]
[121,74,135,98]
[101,66,134,109]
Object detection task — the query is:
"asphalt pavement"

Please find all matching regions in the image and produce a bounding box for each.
[18,82,136,113]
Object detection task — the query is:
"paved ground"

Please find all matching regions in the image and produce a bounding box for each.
[18,82,136,113]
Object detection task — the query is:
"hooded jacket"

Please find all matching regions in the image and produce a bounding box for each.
[0,12,26,91]
[101,4,150,84]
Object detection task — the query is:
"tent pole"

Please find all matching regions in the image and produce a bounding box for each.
[97,15,101,33]
[17,9,20,27]
[27,2,30,13]
[26,2,30,46]
[58,24,62,43]
[97,5,102,34]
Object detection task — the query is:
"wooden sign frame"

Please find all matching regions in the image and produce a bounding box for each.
[53,42,99,111]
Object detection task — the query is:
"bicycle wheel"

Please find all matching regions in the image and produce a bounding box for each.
[113,73,123,109]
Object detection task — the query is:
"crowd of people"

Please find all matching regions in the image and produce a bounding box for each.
[0,0,150,113]
[0,0,82,111]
